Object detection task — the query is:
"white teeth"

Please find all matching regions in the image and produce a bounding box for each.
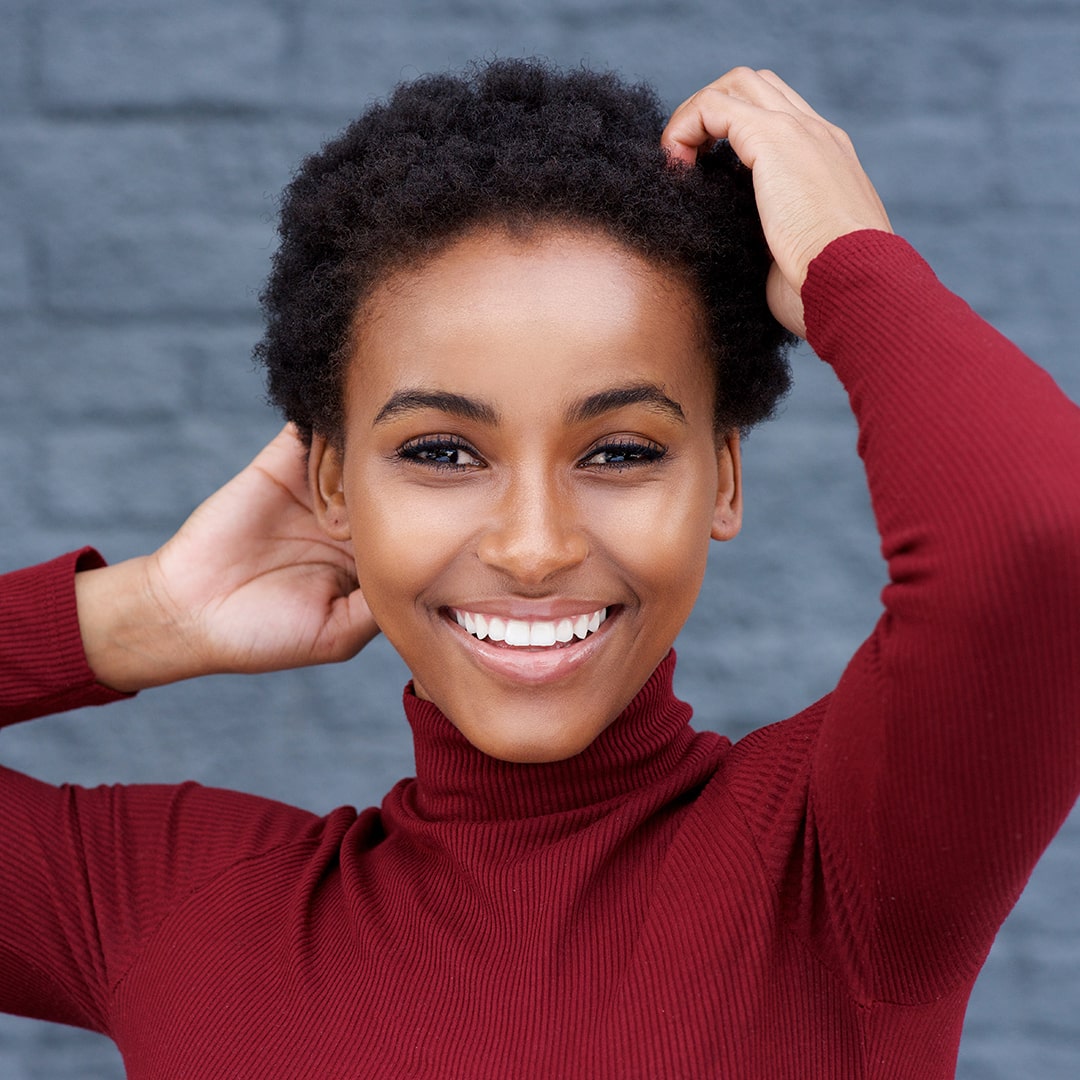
[452,607,608,647]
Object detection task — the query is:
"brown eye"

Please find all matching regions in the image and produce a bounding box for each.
[397,437,484,469]
[580,439,666,468]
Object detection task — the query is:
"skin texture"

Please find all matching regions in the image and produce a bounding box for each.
[310,228,740,762]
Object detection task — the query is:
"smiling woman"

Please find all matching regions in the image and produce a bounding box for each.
[2,59,1080,1080]
[310,227,738,762]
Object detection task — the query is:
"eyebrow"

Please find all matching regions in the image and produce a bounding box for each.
[372,381,686,427]
[566,383,687,425]
[373,389,498,427]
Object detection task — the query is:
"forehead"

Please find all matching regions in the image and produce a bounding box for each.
[344,227,714,425]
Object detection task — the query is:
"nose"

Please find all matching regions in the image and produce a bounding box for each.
[476,472,588,586]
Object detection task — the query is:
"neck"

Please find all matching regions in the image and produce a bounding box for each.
[402,652,707,822]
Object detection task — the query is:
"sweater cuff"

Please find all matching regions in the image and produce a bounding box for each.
[802,229,952,358]
[0,548,135,727]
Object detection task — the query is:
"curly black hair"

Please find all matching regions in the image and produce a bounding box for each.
[255,58,795,445]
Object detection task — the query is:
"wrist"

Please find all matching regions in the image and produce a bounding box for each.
[74,556,196,692]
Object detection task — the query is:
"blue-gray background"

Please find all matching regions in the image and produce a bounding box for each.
[1,0,1077,1076]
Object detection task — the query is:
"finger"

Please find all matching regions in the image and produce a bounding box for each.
[752,69,830,123]
[250,425,312,503]
[661,67,810,163]
[662,85,796,171]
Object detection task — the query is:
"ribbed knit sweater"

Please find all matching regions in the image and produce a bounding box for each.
[2,232,1079,1079]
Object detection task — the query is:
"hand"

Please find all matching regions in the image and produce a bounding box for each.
[77,425,378,692]
[661,68,892,337]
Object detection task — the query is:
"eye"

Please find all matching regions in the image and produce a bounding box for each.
[396,435,484,470]
[579,438,667,470]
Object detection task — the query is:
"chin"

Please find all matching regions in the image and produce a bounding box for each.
[461,713,608,764]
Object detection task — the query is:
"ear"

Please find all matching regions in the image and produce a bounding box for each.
[710,432,743,542]
[309,433,352,541]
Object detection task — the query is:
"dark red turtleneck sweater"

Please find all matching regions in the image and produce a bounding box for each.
[2,233,1079,1078]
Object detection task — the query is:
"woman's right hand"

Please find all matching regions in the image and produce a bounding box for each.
[76,425,378,692]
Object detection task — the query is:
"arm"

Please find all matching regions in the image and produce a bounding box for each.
[665,70,1080,998]
[806,230,1080,999]
[74,423,378,693]
[1,423,379,720]
[0,549,132,725]
[2,424,375,1026]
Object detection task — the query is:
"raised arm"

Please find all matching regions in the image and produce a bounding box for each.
[1,424,379,723]
[667,70,1080,999]
[2,425,363,1027]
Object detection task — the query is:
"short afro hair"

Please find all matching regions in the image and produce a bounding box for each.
[255,58,795,444]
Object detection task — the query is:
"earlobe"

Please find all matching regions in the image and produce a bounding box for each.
[309,433,352,541]
[710,433,743,542]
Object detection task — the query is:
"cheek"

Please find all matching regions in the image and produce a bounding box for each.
[343,471,475,611]
[586,468,716,596]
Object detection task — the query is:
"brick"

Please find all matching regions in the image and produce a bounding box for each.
[1002,25,1080,112]
[291,8,522,118]
[852,116,999,212]
[807,14,1002,119]
[3,121,308,221]
[9,323,192,417]
[1001,116,1080,208]
[827,0,1074,13]
[39,420,190,529]
[0,3,28,110]
[0,327,36,416]
[36,414,275,531]
[43,214,275,316]
[3,320,273,423]
[0,428,35,554]
[0,214,31,312]
[188,323,272,416]
[899,211,1080,325]
[39,0,288,111]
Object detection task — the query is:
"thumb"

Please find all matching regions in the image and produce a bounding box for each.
[766,262,806,339]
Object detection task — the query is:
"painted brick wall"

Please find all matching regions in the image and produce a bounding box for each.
[1,1,1077,1076]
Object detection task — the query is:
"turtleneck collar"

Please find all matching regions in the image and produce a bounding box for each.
[401,651,722,822]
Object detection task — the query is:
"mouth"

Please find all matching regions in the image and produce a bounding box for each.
[441,604,619,685]
[449,606,609,648]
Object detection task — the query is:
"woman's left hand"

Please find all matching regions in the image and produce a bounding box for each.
[661,68,892,338]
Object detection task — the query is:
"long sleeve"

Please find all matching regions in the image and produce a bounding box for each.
[791,231,1080,1004]
[0,549,133,725]
[1,551,319,1034]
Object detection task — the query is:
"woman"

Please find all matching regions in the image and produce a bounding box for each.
[2,61,1078,1078]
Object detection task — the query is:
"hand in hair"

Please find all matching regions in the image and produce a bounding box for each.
[75,425,377,692]
[662,68,893,338]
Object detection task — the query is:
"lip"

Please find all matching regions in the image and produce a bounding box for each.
[446,599,614,621]
[441,605,620,686]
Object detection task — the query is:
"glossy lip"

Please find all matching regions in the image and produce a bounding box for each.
[440,605,621,686]
[447,599,613,621]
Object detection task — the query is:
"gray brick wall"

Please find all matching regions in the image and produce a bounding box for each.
[1,1,1077,1076]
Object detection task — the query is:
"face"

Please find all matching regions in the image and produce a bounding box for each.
[311,227,741,763]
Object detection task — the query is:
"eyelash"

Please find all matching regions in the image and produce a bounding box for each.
[395,435,482,471]
[578,439,667,470]
[394,436,668,472]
